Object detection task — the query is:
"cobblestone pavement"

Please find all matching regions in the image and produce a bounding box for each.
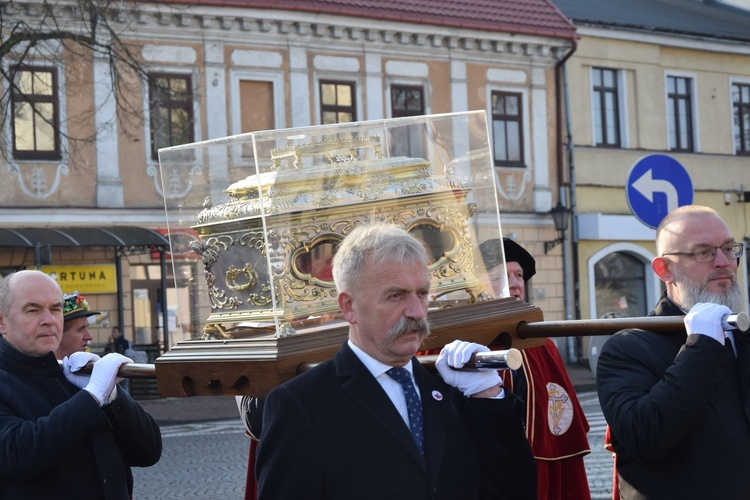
[580,391,614,500]
[132,386,613,499]
[132,396,247,499]
[136,395,241,425]
[132,418,248,499]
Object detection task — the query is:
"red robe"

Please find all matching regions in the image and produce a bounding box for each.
[502,339,592,500]
[245,438,259,500]
[604,425,619,500]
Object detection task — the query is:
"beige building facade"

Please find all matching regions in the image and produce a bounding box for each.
[2,1,577,350]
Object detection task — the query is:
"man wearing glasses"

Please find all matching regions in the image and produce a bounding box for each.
[597,205,750,499]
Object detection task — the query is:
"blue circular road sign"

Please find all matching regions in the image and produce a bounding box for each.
[626,154,693,229]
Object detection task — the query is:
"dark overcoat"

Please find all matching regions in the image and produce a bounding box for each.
[0,339,162,499]
[256,342,536,500]
[597,292,750,499]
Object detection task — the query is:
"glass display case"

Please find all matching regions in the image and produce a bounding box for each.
[154,111,542,397]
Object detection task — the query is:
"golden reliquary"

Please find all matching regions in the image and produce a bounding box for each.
[189,134,490,337]
[155,111,542,397]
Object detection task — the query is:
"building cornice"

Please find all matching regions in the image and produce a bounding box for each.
[576,25,750,56]
[7,1,575,65]
[0,208,168,227]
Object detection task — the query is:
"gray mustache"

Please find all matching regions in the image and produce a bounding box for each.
[386,317,430,340]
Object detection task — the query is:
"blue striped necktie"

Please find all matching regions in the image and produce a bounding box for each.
[386,367,425,457]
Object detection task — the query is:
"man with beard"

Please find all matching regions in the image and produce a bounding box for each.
[596,205,750,499]
[255,223,536,499]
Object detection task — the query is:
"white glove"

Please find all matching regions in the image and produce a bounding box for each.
[62,352,101,389]
[84,353,133,406]
[684,302,732,344]
[435,340,502,397]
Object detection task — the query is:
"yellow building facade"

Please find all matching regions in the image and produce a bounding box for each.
[555,0,750,364]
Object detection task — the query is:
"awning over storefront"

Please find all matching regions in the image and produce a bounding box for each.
[0,226,172,349]
[0,227,170,248]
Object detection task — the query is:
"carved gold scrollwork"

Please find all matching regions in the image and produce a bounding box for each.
[226,264,258,291]
[248,282,274,306]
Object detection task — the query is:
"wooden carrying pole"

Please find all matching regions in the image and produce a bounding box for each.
[517,312,749,338]
[73,349,525,380]
[87,304,748,397]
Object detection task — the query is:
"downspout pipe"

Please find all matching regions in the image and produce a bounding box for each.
[555,38,578,364]
[160,248,169,353]
[116,249,124,337]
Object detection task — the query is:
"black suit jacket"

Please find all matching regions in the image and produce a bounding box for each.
[256,342,536,500]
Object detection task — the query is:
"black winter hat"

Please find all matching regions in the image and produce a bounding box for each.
[478,238,536,283]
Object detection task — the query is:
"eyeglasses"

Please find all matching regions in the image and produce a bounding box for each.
[662,242,744,263]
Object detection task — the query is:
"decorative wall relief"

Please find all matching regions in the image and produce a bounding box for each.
[147,164,203,199]
[8,162,69,198]
[495,168,531,202]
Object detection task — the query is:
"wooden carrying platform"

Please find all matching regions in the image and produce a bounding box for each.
[154,297,544,398]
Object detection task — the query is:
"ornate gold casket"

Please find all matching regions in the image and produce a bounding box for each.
[155,111,543,397]
[191,135,488,333]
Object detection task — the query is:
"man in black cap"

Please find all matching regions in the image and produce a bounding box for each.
[479,238,536,302]
[55,290,99,360]
[479,238,592,500]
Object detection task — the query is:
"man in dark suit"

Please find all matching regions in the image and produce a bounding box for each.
[0,270,162,498]
[256,223,536,499]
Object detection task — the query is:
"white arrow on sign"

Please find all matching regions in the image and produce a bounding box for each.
[631,168,678,213]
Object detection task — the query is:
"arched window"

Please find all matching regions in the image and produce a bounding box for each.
[594,252,648,318]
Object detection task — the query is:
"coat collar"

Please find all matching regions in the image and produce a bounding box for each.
[0,337,60,375]
[333,343,450,477]
[650,291,684,317]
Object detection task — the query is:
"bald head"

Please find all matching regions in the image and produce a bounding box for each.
[0,271,64,357]
[0,271,61,314]
[656,205,726,257]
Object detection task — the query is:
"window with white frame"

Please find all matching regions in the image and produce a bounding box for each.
[733,82,750,155]
[11,66,60,160]
[592,67,621,147]
[667,76,694,151]
[390,85,425,157]
[148,73,194,160]
[320,80,356,124]
[490,90,524,167]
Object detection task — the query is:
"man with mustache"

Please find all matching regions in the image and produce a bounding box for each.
[596,205,750,499]
[256,223,536,499]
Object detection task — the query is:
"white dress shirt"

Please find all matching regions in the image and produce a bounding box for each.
[348,340,420,427]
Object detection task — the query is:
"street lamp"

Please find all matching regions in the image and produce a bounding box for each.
[544,202,570,254]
